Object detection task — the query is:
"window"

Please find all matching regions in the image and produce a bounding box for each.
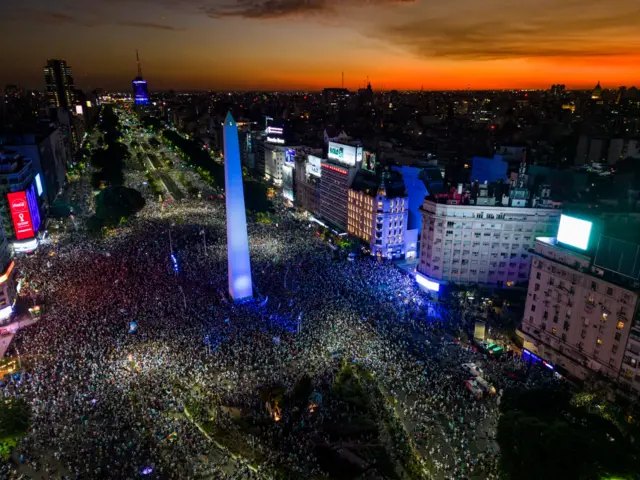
[615,332,622,341]
[536,272,541,280]
[617,321,624,330]
[606,287,614,296]
[534,283,540,292]
[531,304,536,312]
[612,345,618,354]
[543,311,549,319]
[551,327,557,335]
[597,337,603,345]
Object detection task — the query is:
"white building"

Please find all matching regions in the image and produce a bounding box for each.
[263,143,299,187]
[418,189,561,287]
[520,216,640,396]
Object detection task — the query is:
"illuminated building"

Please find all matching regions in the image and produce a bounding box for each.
[294,153,322,214]
[418,183,561,287]
[591,81,602,100]
[44,59,76,110]
[520,215,640,395]
[318,161,358,231]
[223,112,253,301]
[132,50,149,106]
[0,149,42,245]
[348,170,410,259]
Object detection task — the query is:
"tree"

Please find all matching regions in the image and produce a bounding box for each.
[497,387,639,480]
[0,397,30,438]
[95,186,145,224]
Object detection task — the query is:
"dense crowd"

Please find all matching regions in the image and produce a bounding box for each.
[0,126,553,480]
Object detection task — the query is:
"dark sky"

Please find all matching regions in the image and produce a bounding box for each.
[1,0,639,91]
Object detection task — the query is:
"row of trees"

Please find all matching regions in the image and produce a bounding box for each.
[87,106,145,234]
[161,129,271,212]
[91,105,126,188]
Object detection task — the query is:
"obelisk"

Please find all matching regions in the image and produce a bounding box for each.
[223,112,253,301]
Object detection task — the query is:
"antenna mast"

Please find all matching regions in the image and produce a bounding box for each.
[136,49,143,78]
[341,71,344,89]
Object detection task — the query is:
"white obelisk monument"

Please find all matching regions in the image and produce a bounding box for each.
[223,112,253,301]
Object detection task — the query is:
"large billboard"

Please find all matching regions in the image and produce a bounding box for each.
[284,148,296,167]
[557,214,592,250]
[328,142,362,167]
[7,191,35,240]
[362,151,377,172]
[27,183,41,233]
[307,155,322,177]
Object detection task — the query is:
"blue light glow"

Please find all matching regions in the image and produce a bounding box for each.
[171,254,179,273]
[416,272,440,292]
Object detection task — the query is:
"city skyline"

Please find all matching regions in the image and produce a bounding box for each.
[1,0,639,91]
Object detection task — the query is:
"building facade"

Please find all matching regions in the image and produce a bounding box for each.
[418,197,561,287]
[318,161,357,230]
[348,171,409,259]
[0,149,42,247]
[521,236,640,395]
[44,59,76,110]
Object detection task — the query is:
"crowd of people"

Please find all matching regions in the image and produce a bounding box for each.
[0,119,554,480]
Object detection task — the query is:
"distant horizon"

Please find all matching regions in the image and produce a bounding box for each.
[2,0,639,94]
[5,83,634,95]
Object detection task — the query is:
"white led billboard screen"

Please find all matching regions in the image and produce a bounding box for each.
[557,215,593,250]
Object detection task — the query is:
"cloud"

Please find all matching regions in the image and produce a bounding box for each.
[207,0,415,19]
[116,20,185,31]
[13,7,184,31]
[378,1,640,61]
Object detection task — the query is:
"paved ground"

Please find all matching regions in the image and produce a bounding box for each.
[0,315,39,359]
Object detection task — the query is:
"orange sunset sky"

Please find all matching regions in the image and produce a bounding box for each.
[1,0,639,91]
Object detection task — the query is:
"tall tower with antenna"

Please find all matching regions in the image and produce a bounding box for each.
[132,50,149,105]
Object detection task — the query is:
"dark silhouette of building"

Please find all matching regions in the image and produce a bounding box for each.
[44,59,76,110]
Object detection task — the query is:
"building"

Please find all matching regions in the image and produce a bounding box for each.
[263,143,299,188]
[294,154,321,215]
[348,170,410,259]
[417,182,561,287]
[3,129,69,206]
[132,51,150,106]
[323,88,349,114]
[44,59,76,110]
[318,161,353,230]
[520,214,640,396]
[317,140,363,230]
[0,149,43,251]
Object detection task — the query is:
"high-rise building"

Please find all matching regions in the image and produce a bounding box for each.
[132,50,149,106]
[44,59,76,110]
[520,214,640,396]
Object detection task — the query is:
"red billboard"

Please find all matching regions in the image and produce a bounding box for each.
[7,191,34,240]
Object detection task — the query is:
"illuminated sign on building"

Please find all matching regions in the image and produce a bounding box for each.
[362,151,377,172]
[557,214,593,251]
[322,163,348,175]
[35,174,43,197]
[307,155,322,177]
[7,191,35,240]
[266,126,283,135]
[266,137,285,145]
[75,105,84,116]
[0,261,15,284]
[285,148,296,166]
[327,142,361,167]
[27,184,41,233]
[416,272,440,292]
